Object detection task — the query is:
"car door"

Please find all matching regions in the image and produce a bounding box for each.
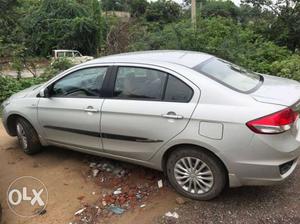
[100,65,200,161]
[38,66,108,151]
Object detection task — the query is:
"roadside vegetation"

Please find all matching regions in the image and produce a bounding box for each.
[0,0,299,103]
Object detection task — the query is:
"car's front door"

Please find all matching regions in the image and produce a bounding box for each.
[38,66,108,151]
[100,65,200,161]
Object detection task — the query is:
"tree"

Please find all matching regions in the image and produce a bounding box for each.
[90,0,104,55]
[0,0,19,44]
[22,0,101,56]
[242,0,300,52]
[128,0,148,17]
[201,1,240,20]
[101,0,127,11]
[145,0,182,23]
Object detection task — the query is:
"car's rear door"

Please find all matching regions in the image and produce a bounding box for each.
[100,64,200,161]
[38,66,109,151]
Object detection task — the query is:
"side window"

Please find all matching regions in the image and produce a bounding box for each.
[113,67,167,100]
[164,76,193,102]
[65,52,73,57]
[51,67,107,98]
[74,52,81,57]
[57,52,64,58]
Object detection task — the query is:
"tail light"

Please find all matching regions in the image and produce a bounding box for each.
[246,108,299,134]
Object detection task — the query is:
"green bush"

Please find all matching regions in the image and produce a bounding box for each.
[270,55,300,81]
[0,76,46,102]
[128,17,293,77]
[43,57,74,78]
[145,0,181,23]
[22,0,102,56]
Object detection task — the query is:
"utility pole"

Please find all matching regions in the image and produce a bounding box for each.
[191,0,196,25]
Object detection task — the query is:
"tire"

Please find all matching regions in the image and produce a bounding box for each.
[16,118,42,155]
[166,146,226,200]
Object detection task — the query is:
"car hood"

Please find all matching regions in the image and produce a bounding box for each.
[251,74,300,107]
[9,84,43,100]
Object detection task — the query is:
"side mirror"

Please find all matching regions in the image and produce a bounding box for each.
[39,87,50,98]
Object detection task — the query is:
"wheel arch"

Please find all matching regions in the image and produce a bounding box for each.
[6,113,34,136]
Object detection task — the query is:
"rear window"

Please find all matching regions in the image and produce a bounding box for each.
[193,58,263,93]
[164,76,193,102]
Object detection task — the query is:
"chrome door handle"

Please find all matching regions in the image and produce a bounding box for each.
[162,112,184,119]
[84,107,99,113]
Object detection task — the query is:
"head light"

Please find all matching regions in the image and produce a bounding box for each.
[1,100,10,108]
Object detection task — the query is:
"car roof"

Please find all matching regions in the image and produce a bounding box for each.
[53,50,79,53]
[87,50,213,68]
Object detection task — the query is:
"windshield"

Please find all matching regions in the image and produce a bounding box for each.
[193,58,263,93]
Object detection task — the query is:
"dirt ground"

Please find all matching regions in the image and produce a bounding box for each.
[0,122,300,224]
[0,123,178,224]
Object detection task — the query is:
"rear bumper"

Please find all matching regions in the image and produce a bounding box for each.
[229,158,299,187]
[227,124,300,187]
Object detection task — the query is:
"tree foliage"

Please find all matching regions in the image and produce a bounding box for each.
[201,1,240,19]
[101,0,128,11]
[22,0,104,56]
[242,0,300,52]
[1,0,300,104]
[145,0,181,23]
[129,0,148,17]
[128,17,294,75]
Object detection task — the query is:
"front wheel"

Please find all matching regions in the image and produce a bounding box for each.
[166,147,227,200]
[16,118,42,155]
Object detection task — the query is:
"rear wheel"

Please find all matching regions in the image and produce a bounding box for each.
[166,146,226,200]
[16,118,42,155]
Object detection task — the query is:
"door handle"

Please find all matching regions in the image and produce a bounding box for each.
[162,112,184,119]
[84,107,99,113]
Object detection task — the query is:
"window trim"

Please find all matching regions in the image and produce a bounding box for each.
[109,65,194,103]
[47,66,111,99]
[193,57,264,94]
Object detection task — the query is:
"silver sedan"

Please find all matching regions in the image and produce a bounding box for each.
[2,50,300,200]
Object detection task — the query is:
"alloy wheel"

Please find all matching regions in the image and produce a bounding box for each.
[16,123,28,149]
[174,157,214,194]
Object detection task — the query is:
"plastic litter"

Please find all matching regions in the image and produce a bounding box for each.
[165,211,179,219]
[74,207,86,216]
[89,162,96,168]
[92,169,99,177]
[113,188,122,195]
[158,179,163,188]
[108,205,125,215]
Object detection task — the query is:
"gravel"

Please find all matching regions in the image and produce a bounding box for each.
[158,166,300,224]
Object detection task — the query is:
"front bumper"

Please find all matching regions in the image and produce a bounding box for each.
[1,107,11,135]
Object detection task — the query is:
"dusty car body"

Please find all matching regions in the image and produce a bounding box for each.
[2,50,300,200]
[52,50,94,65]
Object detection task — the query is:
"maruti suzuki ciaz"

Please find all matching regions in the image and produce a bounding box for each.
[2,51,300,200]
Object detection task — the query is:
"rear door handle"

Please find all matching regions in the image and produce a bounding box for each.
[84,106,99,113]
[162,112,184,119]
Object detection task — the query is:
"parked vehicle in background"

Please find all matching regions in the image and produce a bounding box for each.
[2,50,300,200]
[51,50,94,65]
